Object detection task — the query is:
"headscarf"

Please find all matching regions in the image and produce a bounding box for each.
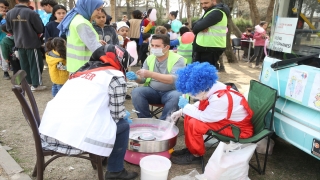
[175,62,219,95]
[57,0,103,36]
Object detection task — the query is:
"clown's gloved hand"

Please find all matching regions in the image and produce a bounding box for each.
[171,109,182,123]
[178,96,189,108]
[123,110,132,124]
[126,71,137,80]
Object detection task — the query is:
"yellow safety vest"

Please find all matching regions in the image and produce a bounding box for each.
[144,51,183,86]
[196,9,227,48]
[66,15,99,72]
[177,37,193,64]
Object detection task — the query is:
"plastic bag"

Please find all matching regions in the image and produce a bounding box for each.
[171,169,200,180]
[256,137,275,155]
[204,141,257,180]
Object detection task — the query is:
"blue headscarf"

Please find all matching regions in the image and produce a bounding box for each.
[57,0,103,36]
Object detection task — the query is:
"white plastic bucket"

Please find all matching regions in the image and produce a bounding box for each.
[140,155,172,180]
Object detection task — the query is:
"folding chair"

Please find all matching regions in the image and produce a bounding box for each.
[203,80,278,174]
[11,70,104,180]
[149,104,164,119]
[232,38,242,61]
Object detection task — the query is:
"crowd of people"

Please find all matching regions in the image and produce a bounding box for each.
[0,0,262,179]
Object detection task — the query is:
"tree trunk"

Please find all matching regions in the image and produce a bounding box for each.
[223,0,238,63]
[185,0,192,26]
[68,0,74,10]
[166,0,170,20]
[247,0,260,26]
[225,17,238,63]
[126,0,130,20]
[178,0,184,20]
[265,0,275,24]
[230,19,242,38]
[110,0,116,23]
[8,0,16,9]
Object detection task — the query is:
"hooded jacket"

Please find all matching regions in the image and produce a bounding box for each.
[253,25,267,47]
[46,50,69,85]
[93,24,119,45]
[192,3,230,52]
[6,4,44,49]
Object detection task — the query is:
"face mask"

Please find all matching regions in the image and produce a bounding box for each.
[150,48,165,57]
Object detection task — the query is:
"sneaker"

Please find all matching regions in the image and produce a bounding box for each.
[3,72,10,80]
[170,151,201,165]
[171,148,189,157]
[105,169,138,180]
[31,86,47,91]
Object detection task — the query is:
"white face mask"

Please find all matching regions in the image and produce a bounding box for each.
[150,48,165,57]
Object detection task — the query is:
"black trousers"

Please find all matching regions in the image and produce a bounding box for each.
[193,50,224,69]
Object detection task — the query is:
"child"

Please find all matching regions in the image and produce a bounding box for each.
[117,21,130,48]
[138,33,150,67]
[0,0,9,79]
[248,21,269,68]
[116,21,132,100]
[44,5,67,41]
[45,37,69,97]
[155,26,168,35]
[93,9,119,45]
[0,24,20,75]
[241,27,253,59]
[172,26,193,64]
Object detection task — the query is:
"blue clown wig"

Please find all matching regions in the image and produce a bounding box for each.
[175,62,218,95]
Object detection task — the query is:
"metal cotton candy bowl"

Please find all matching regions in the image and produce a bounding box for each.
[124,118,179,165]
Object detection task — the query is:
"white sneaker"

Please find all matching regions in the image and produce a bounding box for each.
[31,86,47,91]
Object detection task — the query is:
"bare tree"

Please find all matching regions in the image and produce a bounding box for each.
[224,0,238,63]
[110,0,116,23]
[68,0,74,10]
[166,0,170,19]
[178,0,184,20]
[126,0,130,20]
[265,0,275,23]
[247,0,260,25]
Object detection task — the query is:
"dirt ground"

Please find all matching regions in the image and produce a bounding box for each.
[0,56,319,180]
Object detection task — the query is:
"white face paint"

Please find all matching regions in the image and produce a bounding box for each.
[189,91,208,100]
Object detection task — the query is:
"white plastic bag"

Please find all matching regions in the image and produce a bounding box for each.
[204,141,257,180]
[171,169,200,180]
[256,137,275,155]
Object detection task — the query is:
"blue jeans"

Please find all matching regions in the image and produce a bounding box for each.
[107,119,129,172]
[52,84,63,97]
[131,87,182,120]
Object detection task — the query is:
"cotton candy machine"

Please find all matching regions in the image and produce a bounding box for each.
[124,118,179,165]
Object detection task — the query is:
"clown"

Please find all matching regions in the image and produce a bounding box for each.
[39,44,138,179]
[170,62,254,165]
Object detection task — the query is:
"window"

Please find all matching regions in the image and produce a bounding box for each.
[268,0,320,60]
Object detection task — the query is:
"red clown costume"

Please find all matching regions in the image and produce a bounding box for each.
[183,82,253,156]
[171,62,253,165]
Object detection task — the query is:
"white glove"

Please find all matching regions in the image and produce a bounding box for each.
[171,109,183,123]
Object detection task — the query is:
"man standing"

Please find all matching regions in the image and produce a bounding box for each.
[127,34,186,120]
[6,0,46,91]
[40,0,57,25]
[192,0,230,69]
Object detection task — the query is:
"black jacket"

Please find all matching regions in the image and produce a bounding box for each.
[192,3,230,52]
[93,24,119,45]
[6,4,44,49]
